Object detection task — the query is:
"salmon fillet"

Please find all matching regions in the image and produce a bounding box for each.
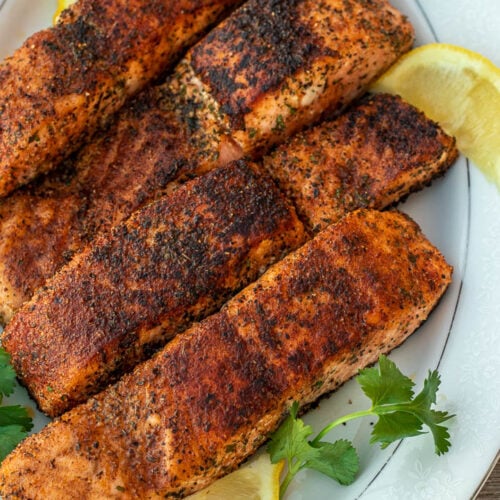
[186,0,415,158]
[0,0,415,321]
[264,93,459,233]
[0,209,452,499]
[1,92,458,416]
[2,161,307,417]
[0,69,222,323]
[0,92,457,321]
[0,0,240,197]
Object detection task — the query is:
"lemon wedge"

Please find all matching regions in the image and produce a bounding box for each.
[370,43,500,188]
[54,0,77,24]
[186,452,283,500]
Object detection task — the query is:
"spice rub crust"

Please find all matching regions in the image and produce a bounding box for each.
[0,64,228,324]
[0,209,452,499]
[0,0,239,197]
[2,161,307,416]
[264,93,459,233]
[189,0,414,155]
[0,0,415,321]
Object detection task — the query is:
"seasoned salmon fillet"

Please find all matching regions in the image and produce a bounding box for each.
[0,93,459,416]
[0,0,240,197]
[2,161,307,417]
[264,93,459,233]
[0,91,459,323]
[0,209,452,499]
[0,0,414,321]
[0,71,222,323]
[185,0,415,158]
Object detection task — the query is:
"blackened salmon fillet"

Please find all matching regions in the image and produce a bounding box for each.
[184,0,415,158]
[0,0,240,197]
[1,161,307,416]
[0,91,459,323]
[263,92,459,233]
[0,0,415,321]
[0,92,459,417]
[0,209,452,499]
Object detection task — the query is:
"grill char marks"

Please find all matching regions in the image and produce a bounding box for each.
[0,209,452,499]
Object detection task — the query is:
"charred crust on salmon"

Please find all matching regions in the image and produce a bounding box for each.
[0,209,452,498]
[2,161,307,416]
[0,0,416,321]
[0,0,241,197]
[264,93,458,233]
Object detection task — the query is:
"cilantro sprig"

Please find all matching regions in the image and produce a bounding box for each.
[0,347,33,461]
[267,355,454,498]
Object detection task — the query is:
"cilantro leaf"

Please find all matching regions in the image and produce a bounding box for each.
[267,402,322,495]
[267,402,319,465]
[0,406,33,431]
[268,404,360,495]
[304,439,359,485]
[0,348,18,402]
[357,355,414,405]
[267,355,453,497]
[0,425,29,462]
[0,362,17,400]
[359,358,454,455]
[0,348,11,366]
[404,370,453,455]
[0,348,33,462]
[371,411,425,448]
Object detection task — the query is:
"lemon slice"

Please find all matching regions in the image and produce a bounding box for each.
[187,452,283,500]
[54,0,77,23]
[370,43,500,188]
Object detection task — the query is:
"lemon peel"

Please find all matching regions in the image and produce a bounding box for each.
[53,0,76,24]
[187,452,283,500]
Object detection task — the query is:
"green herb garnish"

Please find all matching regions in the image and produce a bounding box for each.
[0,348,33,461]
[267,355,453,498]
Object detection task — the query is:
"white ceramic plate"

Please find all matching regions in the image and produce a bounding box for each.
[0,1,499,499]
